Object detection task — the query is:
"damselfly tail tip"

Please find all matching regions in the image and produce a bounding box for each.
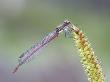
[12,64,20,74]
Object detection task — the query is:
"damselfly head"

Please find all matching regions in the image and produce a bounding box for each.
[63,21,74,38]
[64,20,71,24]
[55,20,71,34]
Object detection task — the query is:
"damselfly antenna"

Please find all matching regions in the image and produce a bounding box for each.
[13,20,72,73]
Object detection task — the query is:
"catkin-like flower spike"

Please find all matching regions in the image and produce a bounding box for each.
[72,24,105,82]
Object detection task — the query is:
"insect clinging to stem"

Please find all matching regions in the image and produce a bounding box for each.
[12,20,73,73]
[13,20,105,82]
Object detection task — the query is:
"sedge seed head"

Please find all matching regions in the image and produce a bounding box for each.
[72,25,105,82]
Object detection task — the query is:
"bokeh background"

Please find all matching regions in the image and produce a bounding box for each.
[0,0,110,82]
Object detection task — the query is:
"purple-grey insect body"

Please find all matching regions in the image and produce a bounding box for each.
[13,20,71,73]
[19,29,59,65]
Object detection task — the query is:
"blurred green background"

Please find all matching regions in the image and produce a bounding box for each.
[0,0,110,82]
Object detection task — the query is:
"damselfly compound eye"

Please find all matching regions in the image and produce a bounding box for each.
[64,20,71,24]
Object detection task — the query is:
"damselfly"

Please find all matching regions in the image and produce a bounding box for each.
[13,20,73,73]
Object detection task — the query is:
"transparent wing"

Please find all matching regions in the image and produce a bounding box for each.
[19,30,59,65]
[64,26,73,38]
[13,30,59,73]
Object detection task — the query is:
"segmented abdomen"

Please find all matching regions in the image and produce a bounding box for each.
[18,30,59,65]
